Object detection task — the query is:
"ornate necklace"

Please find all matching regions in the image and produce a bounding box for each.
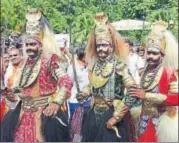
[19,55,41,88]
[94,57,115,78]
[140,64,161,90]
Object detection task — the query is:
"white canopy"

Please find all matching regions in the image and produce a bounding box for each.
[55,34,70,48]
[112,19,151,31]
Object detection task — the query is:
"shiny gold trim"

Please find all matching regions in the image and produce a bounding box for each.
[169,88,178,93]
[113,101,129,121]
[141,67,163,91]
[25,58,41,88]
[15,58,41,88]
[48,86,67,105]
[91,62,114,88]
[121,65,136,88]
[113,99,122,110]
[166,106,177,118]
[145,93,167,104]
[124,77,136,88]
[169,77,178,93]
[83,84,92,95]
[52,60,67,80]
[21,96,50,112]
[94,13,112,43]
[142,101,158,117]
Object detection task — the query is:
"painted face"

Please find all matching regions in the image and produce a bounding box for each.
[9,49,21,66]
[25,39,41,59]
[146,49,162,67]
[96,40,113,60]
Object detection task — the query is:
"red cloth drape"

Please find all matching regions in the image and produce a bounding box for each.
[138,119,157,142]
[0,98,6,123]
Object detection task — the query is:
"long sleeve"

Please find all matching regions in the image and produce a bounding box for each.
[113,62,140,121]
[144,70,178,106]
[163,71,178,105]
[48,54,73,105]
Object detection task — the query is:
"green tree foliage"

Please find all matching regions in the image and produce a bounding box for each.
[1,0,178,45]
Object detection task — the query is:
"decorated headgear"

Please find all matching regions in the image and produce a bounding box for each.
[22,8,61,59]
[146,20,178,71]
[94,13,112,43]
[146,20,168,54]
[24,8,44,43]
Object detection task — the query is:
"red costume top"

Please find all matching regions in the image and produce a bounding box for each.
[0,97,6,123]
[138,67,178,142]
[12,54,73,142]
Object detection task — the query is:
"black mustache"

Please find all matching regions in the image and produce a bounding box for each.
[26,49,37,53]
[97,50,108,54]
[147,58,155,62]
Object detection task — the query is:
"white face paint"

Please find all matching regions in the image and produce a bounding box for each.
[96,40,113,60]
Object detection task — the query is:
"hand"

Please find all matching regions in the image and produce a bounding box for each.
[5,88,18,102]
[43,103,60,117]
[76,92,87,102]
[106,117,118,129]
[127,87,145,100]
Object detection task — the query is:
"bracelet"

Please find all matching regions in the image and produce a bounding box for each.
[113,116,121,122]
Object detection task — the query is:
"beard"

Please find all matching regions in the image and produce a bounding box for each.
[97,49,110,60]
[147,57,161,68]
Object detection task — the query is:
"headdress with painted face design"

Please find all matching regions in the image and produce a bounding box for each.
[146,20,168,54]
[86,12,128,69]
[94,13,112,44]
[23,8,60,58]
[146,20,178,70]
[24,9,44,44]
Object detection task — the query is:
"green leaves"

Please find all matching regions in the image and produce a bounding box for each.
[1,0,178,44]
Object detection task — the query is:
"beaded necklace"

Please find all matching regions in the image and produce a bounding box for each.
[140,64,161,89]
[94,56,115,78]
[19,55,41,88]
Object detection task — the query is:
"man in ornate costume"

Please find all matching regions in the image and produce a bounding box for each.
[128,21,178,142]
[77,13,141,142]
[0,9,73,142]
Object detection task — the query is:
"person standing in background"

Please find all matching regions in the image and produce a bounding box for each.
[67,45,90,119]
[4,47,24,110]
[124,38,144,138]
[125,38,145,84]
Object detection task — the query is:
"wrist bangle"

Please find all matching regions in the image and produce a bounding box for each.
[113,116,120,121]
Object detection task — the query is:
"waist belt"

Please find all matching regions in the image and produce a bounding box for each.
[142,105,159,117]
[93,96,114,111]
[21,96,50,112]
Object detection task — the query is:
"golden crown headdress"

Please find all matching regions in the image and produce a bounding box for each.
[94,12,112,43]
[146,20,168,53]
[25,8,43,42]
